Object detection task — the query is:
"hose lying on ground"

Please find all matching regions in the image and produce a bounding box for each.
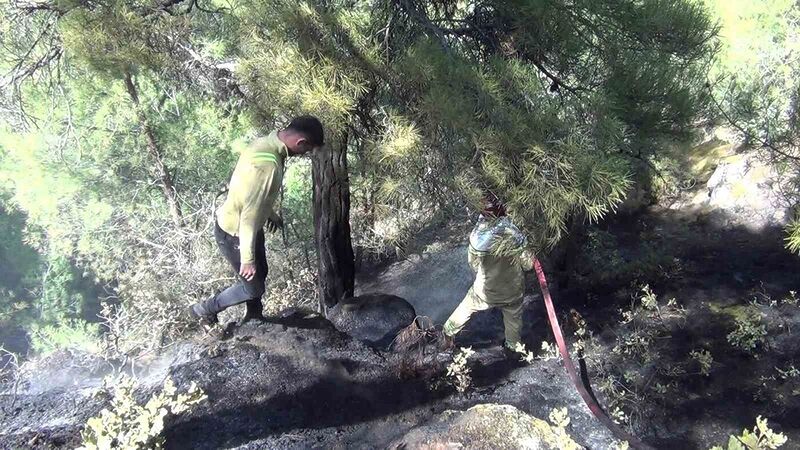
[533,258,654,450]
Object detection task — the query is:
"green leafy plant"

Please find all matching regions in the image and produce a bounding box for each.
[264,267,319,315]
[611,406,629,425]
[29,319,100,355]
[690,349,714,376]
[539,341,560,361]
[785,220,800,255]
[639,284,658,311]
[547,407,580,450]
[709,416,787,450]
[775,364,800,380]
[446,347,475,394]
[512,342,536,364]
[548,407,570,428]
[79,375,206,450]
[781,291,798,306]
[572,313,593,353]
[727,312,768,355]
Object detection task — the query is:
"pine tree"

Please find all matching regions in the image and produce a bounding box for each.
[0,0,718,349]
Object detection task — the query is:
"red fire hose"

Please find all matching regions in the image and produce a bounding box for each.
[533,258,654,450]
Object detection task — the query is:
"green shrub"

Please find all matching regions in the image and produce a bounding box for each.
[689,349,714,376]
[576,230,680,288]
[727,313,768,355]
[264,267,318,315]
[29,319,100,355]
[639,284,658,311]
[79,375,206,450]
[785,220,800,255]
[781,291,798,306]
[547,407,580,450]
[709,416,787,450]
[446,347,475,394]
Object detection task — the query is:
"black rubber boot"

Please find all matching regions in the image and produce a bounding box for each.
[239,300,267,324]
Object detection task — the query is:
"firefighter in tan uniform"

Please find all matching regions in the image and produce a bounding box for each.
[442,195,534,350]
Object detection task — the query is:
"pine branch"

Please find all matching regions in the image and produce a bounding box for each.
[707,82,800,163]
[397,0,453,55]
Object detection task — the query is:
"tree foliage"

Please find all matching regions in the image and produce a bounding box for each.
[703,0,800,252]
[0,0,720,356]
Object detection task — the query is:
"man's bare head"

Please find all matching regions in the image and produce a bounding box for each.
[281,115,324,156]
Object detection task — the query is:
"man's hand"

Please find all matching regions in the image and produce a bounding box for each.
[267,216,284,233]
[239,262,257,281]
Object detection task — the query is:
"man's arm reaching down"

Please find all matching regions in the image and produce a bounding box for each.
[238,163,279,278]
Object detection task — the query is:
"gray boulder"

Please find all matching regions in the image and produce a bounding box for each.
[327,293,416,347]
[660,136,796,230]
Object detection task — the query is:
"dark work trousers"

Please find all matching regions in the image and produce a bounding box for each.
[203,221,268,315]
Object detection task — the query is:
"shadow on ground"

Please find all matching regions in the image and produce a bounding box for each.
[2,207,798,449]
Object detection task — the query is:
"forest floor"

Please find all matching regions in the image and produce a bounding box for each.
[0,311,616,449]
[551,206,800,448]
[1,202,799,449]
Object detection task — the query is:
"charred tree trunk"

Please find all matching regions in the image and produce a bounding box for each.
[312,132,355,314]
[123,71,183,227]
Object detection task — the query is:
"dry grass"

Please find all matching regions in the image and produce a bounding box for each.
[391,316,445,380]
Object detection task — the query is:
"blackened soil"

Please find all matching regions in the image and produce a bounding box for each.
[556,208,800,449]
[3,206,798,449]
[0,311,616,449]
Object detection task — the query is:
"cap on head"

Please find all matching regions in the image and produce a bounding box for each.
[286,115,324,147]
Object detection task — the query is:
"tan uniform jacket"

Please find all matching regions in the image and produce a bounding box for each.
[468,216,534,303]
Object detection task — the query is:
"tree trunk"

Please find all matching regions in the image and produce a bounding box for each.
[123,71,183,227]
[312,131,355,313]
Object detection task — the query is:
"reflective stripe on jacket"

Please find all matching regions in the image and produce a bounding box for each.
[216,131,287,264]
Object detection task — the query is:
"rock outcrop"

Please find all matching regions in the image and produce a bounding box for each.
[394,403,582,449]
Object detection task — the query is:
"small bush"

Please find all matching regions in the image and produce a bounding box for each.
[575,229,680,290]
[98,222,230,361]
[446,347,475,394]
[29,319,100,355]
[689,349,714,376]
[775,364,800,380]
[781,291,798,306]
[614,441,630,450]
[727,313,768,355]
[639,285,658,311]
[611,406,629,425]
[512,342,536,364]
[709,416,787,450]
[264,267,318,315]
[548,407,570,428]
[79,375,206,450]
[572,312,593,353]
[548,407,580,450]
[512,341,559,364]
